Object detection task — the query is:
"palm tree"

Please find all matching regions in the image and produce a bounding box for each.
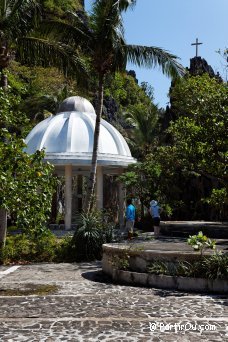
[0,0,39,245]
[0,0,88,88]
[0,0,88,246]
[42,0,185,211]
[0,0,40,86]
[124,103,160,158]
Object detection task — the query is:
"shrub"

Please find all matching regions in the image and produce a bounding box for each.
[54,235,75,262]
[147,254,228,280]
[187,231,216,256]
[201,253,228,279]
[0,229,59,264]
[71,210,114,261]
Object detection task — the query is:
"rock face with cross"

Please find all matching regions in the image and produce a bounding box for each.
[189,38,222,81]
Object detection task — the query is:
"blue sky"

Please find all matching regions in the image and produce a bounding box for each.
[85,0,228,108]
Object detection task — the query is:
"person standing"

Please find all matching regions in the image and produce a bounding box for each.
[149,200,161,237]
[125,198,136,239]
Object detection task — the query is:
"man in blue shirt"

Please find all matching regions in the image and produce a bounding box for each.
[125,198,136,238]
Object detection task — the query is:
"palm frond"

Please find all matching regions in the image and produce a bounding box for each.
[92,0,125,39]
[17,37,89,87]
[39,19,92,50]
[124,104,159,145]
[9,0,38,19]
[0,0,40,40]
[113,0,137,12]
[126,44,186,78]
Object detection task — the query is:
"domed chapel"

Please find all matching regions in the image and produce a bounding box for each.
[25,96,136,229]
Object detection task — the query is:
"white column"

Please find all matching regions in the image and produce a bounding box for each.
[65,164,72,230]
[96,166,103,209]
[118,181,125,229]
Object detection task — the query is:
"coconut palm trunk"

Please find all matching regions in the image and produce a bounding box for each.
[85,73,104,212]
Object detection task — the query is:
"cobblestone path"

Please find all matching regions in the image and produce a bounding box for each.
[0,263,227,341]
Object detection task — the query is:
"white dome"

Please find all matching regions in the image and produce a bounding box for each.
[57,96,96,114]
[25,96,136,167]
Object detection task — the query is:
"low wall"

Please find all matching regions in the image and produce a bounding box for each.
[102,243,210,275]
[102,243,227,293]
[111,269,228,294]
[160,221,228,238]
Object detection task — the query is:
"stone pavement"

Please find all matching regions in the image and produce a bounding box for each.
[0,262,227,341]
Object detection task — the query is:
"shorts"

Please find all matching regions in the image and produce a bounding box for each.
[152,217,160,226]
[125,220,135,232]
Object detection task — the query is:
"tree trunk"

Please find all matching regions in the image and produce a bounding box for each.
[85,73,104,213]
[0,65,8,248]
[0,208,7,248]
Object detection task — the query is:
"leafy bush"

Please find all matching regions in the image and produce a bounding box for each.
[111,254,130,271]
[176,260,206,278]
[147,261,176,276]
[71,211,114,261]
[0,210,115,264]
[0,230,59,264]
[54,235,75,262]
[201,253,228,279]
[147,254,228,280]
[187,231,216,256]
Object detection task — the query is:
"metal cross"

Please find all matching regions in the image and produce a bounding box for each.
[191,38,203,57]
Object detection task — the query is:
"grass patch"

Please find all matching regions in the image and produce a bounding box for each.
[0,284,59,296]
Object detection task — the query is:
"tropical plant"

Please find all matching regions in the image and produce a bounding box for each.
[168,74,228,214]
[0,0,38,86]
[187,231,216,256]
[0,230,60,264]
[0,0,88,88]
[0,86,57,247]
[118,153,174,218]
[147,260,169,275]
[42,0,185,211]
[0,0,86,246]
[111,253,130,271]
[201,252,228,279]
[71,210,113,261]
[124,103,159,158]
[147,255,228,280]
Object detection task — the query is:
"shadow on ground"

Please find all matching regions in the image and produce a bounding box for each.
[81,270,113,284]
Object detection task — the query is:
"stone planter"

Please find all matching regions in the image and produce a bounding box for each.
[102,243,228,293]
[111,269,228,293]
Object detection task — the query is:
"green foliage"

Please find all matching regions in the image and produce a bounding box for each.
[187,231,216,256]
[123,102,159,158]
[200,252,228,279]
[0,86,57,236]
[109,245,144,271]
[9,62,78,98]
[42,0,83,16]
[0,231,58,263]
[118,153,173,217]
[111,253,130,271]
[203,188,228,219]
[104,73,160,159]
[104,73,153,110]
[71,211,114,261]
[54,234,74,262]
[123,73,228,219]
[168,74,228,206]
[8,62,87,124]
[147,261,170,275]
[147,254,228,280]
